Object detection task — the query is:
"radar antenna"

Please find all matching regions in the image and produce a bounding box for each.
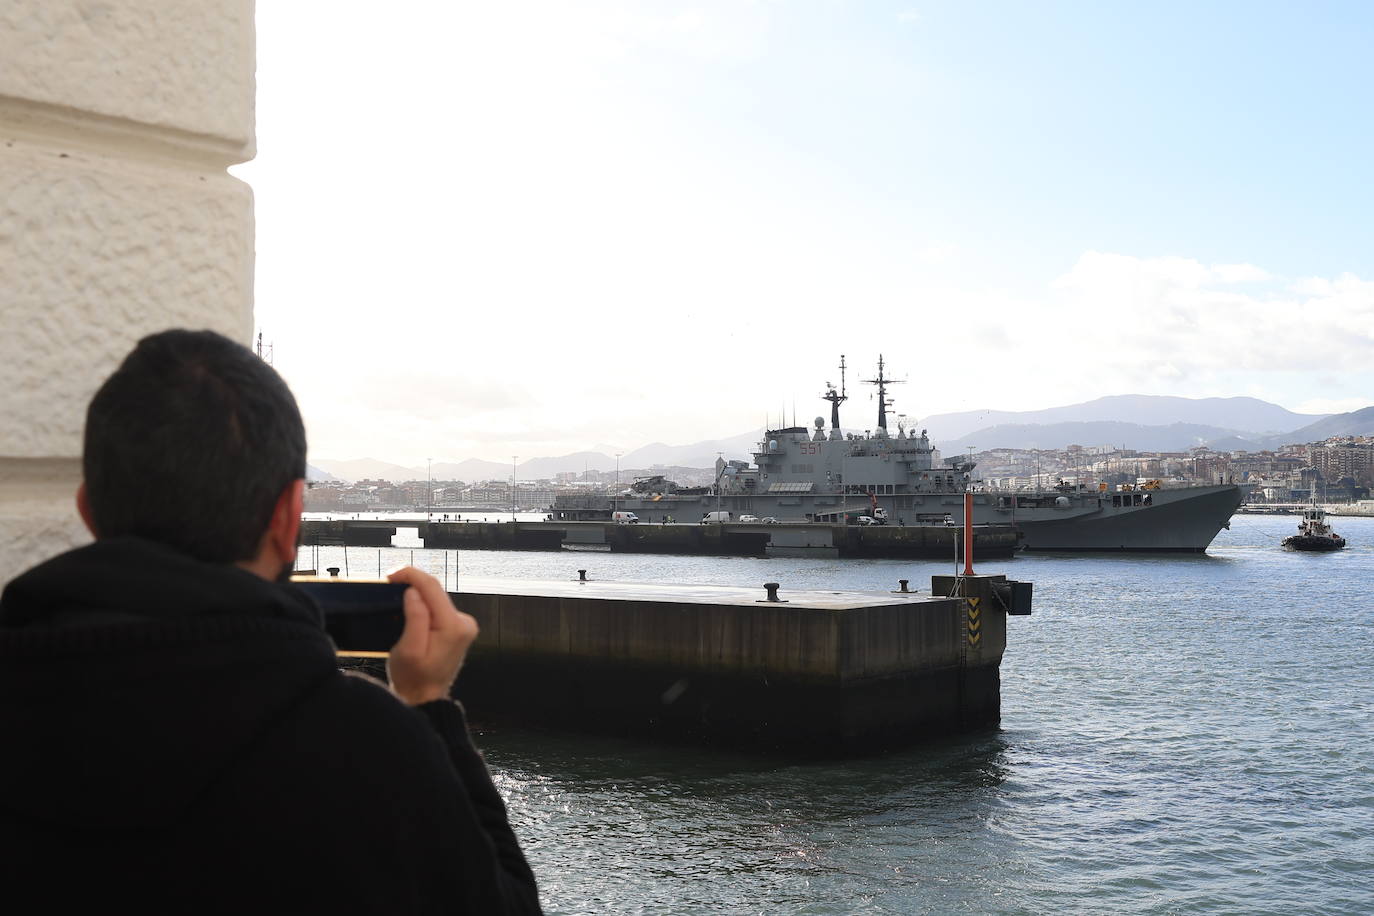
[254,330,274,365]
[861,354,904,432]
[821,354,848,431]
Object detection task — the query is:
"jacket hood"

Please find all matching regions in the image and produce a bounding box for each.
[0,537,340,829]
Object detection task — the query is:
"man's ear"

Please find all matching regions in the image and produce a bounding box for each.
[76,482,98,537]
[267,479,306,564]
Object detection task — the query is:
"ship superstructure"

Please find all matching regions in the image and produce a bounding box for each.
[553,356,1245,552]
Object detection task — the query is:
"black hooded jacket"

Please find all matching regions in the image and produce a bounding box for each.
[0,537,540,914]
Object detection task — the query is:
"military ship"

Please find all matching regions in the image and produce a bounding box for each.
[553,356,1244,552]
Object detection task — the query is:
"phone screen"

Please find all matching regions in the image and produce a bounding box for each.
[292,578,407,653]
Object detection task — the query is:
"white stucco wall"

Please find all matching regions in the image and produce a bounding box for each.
[0,1,256,584]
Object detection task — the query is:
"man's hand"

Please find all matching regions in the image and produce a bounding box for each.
[385,566,479,706]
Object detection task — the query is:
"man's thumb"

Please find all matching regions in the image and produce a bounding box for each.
[392,586,429,655]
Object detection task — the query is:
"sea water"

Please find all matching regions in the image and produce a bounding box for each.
[305,515,1374,915]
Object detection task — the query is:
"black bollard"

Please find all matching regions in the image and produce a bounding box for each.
[764,582,781,602]
[578,569,588,582]
[898,579,909,592]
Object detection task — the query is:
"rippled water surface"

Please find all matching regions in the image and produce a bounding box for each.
[310,515,1374,914]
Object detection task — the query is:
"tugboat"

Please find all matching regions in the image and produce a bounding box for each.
[1282,502,1346,551]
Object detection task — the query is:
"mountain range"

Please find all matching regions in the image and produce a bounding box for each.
[310,437,763,484]
[311,395,1374,482]
[920,395,1322,443]
[931,398,1374,453]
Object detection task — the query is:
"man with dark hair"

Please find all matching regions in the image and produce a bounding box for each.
[0,330,542,913]
[80,328,310,564]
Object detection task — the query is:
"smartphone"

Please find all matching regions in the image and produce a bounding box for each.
[292,577,408,653]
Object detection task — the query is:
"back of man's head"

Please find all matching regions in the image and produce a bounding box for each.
[83,329,307,563]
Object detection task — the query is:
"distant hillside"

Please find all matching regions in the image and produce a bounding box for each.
[923,395,1326,443]
[940,403,1374,454]
[517,451,617,479]
[305,463,336,482]
[436,458,511,482]
[1266,405,1374,446]
[621,430,760,469]
[312,436,753,484]
[942,421,1263,453]
[311,457,415,482]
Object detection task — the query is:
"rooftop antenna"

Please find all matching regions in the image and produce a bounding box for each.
[861,354,904,432]
[254,330,273,364]
[822,354,849,431]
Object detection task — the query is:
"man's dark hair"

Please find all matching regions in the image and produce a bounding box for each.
[83,329,307,563]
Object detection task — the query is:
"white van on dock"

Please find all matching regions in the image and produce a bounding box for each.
[612,511,640,524]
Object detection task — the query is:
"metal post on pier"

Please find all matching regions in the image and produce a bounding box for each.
[963,489,975,576]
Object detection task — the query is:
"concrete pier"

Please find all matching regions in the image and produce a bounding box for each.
[299,519,397,547]
[343,573,1030,754]
[420,521,566,551]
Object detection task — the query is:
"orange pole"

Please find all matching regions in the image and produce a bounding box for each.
[963,489,974,576]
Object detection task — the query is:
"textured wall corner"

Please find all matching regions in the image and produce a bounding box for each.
[0,461,90,584]
[0,141,254,458]
[0,1,256,586]
[0,1,255,158]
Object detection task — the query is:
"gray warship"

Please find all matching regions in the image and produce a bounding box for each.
[553,356,1244,552]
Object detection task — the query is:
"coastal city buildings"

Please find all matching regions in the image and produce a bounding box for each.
[1309,440,1374,484]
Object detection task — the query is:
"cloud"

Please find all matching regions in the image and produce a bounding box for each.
[916,243,958,264]
[974,251,1374,422]
[1294,396,1374,414]
[1212,263,1270,284]
[1048,252,1374,376]
[1290,276,1333,296]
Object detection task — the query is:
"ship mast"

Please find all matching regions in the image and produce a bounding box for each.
[861,354,903,432]
[821,354,848,432]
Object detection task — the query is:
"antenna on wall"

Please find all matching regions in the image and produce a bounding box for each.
[254,330,274,365]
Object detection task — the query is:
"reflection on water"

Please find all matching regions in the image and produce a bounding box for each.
[481,726,1019,916]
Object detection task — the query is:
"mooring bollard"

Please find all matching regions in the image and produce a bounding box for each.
[326,567,340,578]
[763,582,781,602]
[898,579,909,592]
[578,569,588,582]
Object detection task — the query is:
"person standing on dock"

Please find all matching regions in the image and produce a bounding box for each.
[0,330,542,914]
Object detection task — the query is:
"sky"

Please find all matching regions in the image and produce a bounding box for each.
[236,1,1374,466]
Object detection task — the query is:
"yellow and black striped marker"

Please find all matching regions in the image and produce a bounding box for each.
[966,597,982,648]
